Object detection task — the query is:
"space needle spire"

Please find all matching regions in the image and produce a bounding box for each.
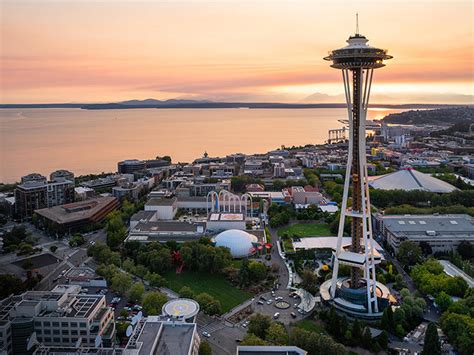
[321,23,393,317]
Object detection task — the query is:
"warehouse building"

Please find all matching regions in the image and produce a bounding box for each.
[374,214,474,253]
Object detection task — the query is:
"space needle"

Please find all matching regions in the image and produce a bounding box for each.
[320,17,393,318]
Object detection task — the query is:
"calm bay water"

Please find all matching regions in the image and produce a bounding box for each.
[0,107,404,183]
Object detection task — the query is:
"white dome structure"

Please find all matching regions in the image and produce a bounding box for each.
[214,229,258,258]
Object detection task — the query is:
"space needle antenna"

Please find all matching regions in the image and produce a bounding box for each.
[356,13,359,35]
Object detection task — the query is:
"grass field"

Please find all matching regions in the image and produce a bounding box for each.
[277,223,332,238]
[164,271,252,313]
[292,319,327,334]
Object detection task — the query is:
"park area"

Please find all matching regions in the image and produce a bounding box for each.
[164,271,252,313]
[277,223,332,238]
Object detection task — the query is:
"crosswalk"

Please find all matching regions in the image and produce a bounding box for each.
[197,318,225,334]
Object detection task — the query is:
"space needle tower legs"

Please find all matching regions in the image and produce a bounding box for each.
[324,20,392,316]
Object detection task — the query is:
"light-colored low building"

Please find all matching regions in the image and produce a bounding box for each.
[144,197,177,220]
[126,221,206,243]
[374,214,474,253]
[206,213,246,232]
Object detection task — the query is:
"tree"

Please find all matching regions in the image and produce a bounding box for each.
[179,286,194,299]
[351,319,362,344]
[111,273,132,294]
[377,330,389,349]
[395,324,405,338]
[129,282,145,303]
[397,240,422,266]
[145,272,167,288]
[435,291,453,312]
[457,240,474,260]
[198,341,212,355]
[105,211,127,249]
[290,328,347,355]
[49,245,58,253]
[142,291,167,315]
[266,322,288,345]
[119,309,129,318]
[195,293,221,315]
[422,322,441,355]
[362,327,372,350]
[241,333,267,346]
[419,241,433,256]
[381,305,395,332]
[238,258,252,286]
[248,313,272,339]
[300,268,318,295]
[0,274,25,299]
[122,259,136,274]
[248,261,267,281]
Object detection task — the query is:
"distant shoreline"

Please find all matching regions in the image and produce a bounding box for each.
[0,102,466,110]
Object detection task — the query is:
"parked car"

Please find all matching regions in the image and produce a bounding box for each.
[273,312,280,319]
[257,300,264,305]
[202,332,211,338]
[266,299,273,305]
[275,296,283,301]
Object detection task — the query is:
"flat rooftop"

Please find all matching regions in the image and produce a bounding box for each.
[132,221,206,233]
[208,213,244,221]
[131,210,157,221]
[131,319,196,355]
[35,197,118,224]
[382,214,474,234]
[145,197,177,207]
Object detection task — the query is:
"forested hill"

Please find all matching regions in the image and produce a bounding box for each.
[382,106,473,125]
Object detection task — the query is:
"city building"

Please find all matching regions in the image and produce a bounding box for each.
[124,316,200,355]
[117,159,146,174]
[130,210,158,230]
[144,197,178,220]
[374,214,474,253]
[0,285,115,354]
[126,221,206,243]
[112,183,141,201]
[34,197,119,234]
[207,212,246,232]
[74,187,94,201]
[20,173,47,184]
[64,267,107,288]
[289,186,324,205]
[49,170,74,182]
[15,175,75,219]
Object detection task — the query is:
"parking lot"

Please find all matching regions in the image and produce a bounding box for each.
[246,289,309,325]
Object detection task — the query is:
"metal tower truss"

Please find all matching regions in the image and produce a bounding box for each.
[330,67,380,314]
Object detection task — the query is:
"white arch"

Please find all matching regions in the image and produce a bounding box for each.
[206,191,218,217]
[241,193,253,218]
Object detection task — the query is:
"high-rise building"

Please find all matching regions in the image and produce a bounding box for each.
[49,170,74,182]
[15,173,74,219]
[320,22,393,318]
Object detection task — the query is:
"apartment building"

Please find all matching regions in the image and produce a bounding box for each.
[0,285,115,354]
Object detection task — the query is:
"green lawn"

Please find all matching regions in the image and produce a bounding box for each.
[164,271,252,313]
[292,319,327,334]
[277,223,333,238]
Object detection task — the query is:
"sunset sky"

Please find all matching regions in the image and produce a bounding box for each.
[1,0,473,104]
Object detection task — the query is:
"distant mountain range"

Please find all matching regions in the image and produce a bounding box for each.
[0,98,467,110]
